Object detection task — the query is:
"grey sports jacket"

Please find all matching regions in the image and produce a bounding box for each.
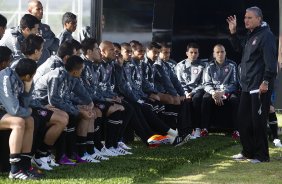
[95,60,118,99]
[33,67,91,116]
[175,59,206,95]
[203,59,238,94]
[141,57,159,94]
[37,22,59,66]
[0,67,31,117]
[33,55,64,83]
[154,60,185,96]
[57,29,73,45]
[114,61,146,102]
[165,59,177,75]
[0,27,25,62]
[80,55,105,102]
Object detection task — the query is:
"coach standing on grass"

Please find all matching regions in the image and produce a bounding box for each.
[227,6,277,163]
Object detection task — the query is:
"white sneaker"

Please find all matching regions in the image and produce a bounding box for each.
[193,128,201,138]
[94,147,103,155]
[91,152,109,160]
[116,147,133,155]
[183,134,192,142]
[100,147,119,157]
[109,147,123,156]
[189,135,197,140]
[47,155,59,167]
[231,153,246,160]
[118,141,132,150]
[248,159,261,164]
[81,153,100,163]
[31,157,53,170]
[273,139,282,147]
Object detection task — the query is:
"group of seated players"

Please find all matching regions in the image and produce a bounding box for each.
[0,4,281,180]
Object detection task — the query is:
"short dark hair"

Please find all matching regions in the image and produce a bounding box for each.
[146,42,161,50]
[21,34,44,55]
[57,41,75,59]
[20,14,40,30]
[120,42,131,49]
[81,38,98,55]
[131,42,143,51]
[186,43,199,51]
[62,12,77,27]
[65,55,84,72]
[0,46,12,64]
[0,14,7,28]
[160,43,171,49]
[15,58,37,77]
[70,39,81,50]
[113,42,121,50]
[129,40,140,47]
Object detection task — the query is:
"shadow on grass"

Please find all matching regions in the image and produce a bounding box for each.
[158,142,282,184]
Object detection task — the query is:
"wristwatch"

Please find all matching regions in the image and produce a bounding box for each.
[262,80,269,85]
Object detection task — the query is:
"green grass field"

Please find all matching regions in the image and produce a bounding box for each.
[0,115,281,184]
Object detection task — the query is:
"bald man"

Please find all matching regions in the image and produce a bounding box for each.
[201,44,239,136]
[28,0,59,66]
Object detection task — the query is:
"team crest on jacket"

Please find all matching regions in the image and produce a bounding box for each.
[97,104,105,110]
[38,110,47,117]
[193,69,198,74]
[224,68,229,73]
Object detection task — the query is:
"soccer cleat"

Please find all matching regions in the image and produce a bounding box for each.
[26,167,44,179]
[71,152,88,163]
[100,146,119,157]
[58,155,76,166]
[232,131,240,140]
[108,147,123,156]
[189,135,197,140]
[273,139,282,147]
[31,157,53,171]
[200,129,208,137]
[94,147,108,157]
[81,153,100,163]
[118,141,132,150]
[47,155,59,167]
[91,152,109,161]
[159,135,171,144]
[93,148,110,160]
[9,170,36,180]
[172,136,184,147]
[115,147,133,155]
[183,133,192,142]
[147,134,170,145]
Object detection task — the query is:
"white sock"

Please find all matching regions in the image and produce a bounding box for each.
[167,128,178,137]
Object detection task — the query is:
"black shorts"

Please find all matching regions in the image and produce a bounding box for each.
[32,107,54,130]
[67,113,81,129]
[0,109,7,120]
[94,101,113,117]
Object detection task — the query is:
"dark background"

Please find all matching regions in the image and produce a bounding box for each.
[104,0,279,63]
